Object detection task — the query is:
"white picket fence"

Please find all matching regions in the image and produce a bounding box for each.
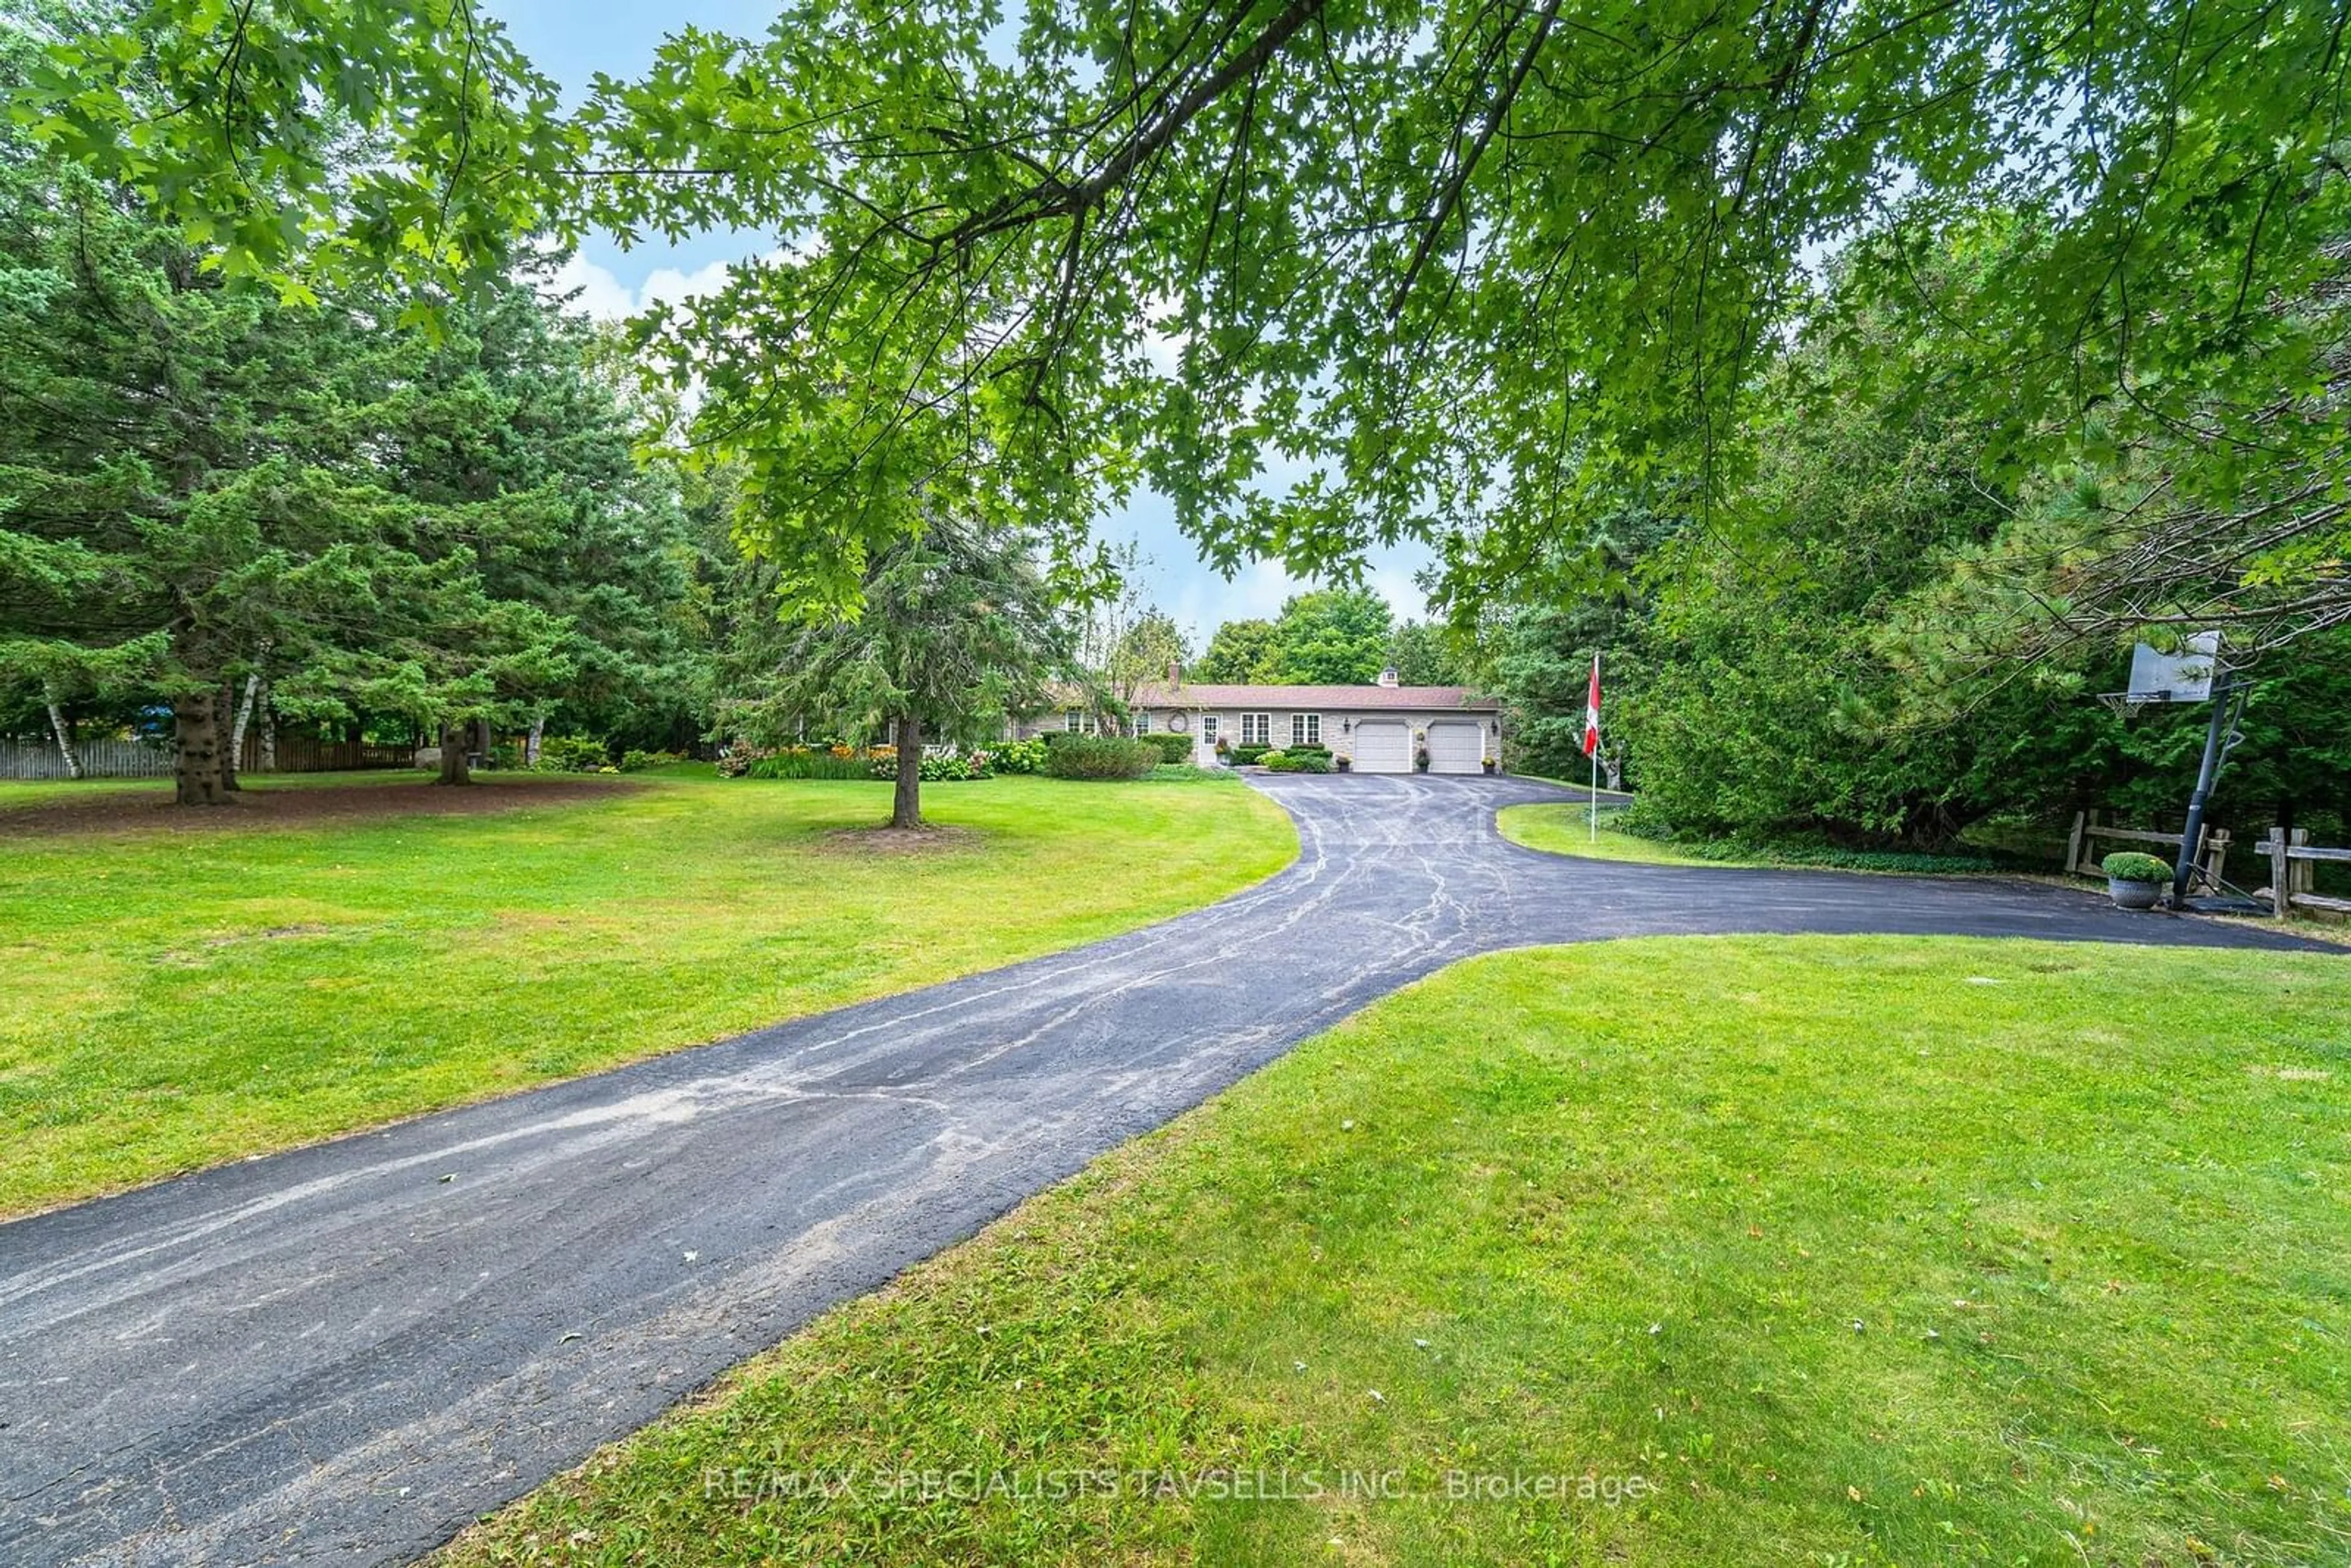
[0,736,173,781]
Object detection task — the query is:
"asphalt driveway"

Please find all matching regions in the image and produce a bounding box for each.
[0,775,2324,1565]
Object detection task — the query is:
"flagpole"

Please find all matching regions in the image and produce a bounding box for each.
[1586,650,1602,842]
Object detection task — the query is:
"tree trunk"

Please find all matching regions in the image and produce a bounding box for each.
[525,715,544,767]
[259,686,276,771]
[891,713,923,829]
[231,674,260,762]
[438,719,472,786]
[173,691,231,805]
[217,685,241,790]
[44,695,80,780]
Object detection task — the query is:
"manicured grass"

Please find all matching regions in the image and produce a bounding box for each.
[0,768,439,808]
[1501,803,2014,876]
[440,936,2351,1568]
[0,772,1295,1216]
[1497,801,1752,867]
[0,776,157,809]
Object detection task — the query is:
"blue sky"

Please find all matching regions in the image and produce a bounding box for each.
[490,0,1437,646]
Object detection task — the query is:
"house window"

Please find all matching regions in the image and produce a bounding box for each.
[1133,710,1150,733]
[1241,713,1270,746]
[1201,716,1217,743]
[1064,710,1083,732]
[1291,713,1321,747]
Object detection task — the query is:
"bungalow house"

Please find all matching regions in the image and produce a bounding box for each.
[1016,666,1505,775]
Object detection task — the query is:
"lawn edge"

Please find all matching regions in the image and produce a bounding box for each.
[0,776,1302,1225]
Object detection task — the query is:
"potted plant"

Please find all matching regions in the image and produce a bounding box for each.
[1335,753,1352,772]
[1480,754,1497,775]
[2101,850,2171,910]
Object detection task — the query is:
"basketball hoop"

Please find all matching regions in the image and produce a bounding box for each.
[2094,691,2148,719]
[2087,631,2244,908]
[2096,633,2220,721]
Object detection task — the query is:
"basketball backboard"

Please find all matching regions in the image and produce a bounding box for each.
[2123,631,2218,703]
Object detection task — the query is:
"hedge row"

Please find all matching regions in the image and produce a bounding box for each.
[1043,736,1159,780]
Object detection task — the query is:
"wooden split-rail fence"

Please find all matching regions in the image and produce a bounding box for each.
[2064,809,2231,888]
[2065,809,2347,921]
[2256,828,2351,920]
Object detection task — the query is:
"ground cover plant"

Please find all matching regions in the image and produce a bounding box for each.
[439,935,2351,1567]
[0,770,1294,1215]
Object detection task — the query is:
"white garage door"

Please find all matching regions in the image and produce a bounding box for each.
[1352,721,1411,773]
[1426,721,1483,774]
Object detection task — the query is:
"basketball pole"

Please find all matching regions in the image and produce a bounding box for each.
[2170,666,2238,906]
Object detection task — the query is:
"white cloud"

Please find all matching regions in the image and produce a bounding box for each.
[1159,550,1436,650]
[543,252,756,323]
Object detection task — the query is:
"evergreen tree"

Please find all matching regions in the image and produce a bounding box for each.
[0,152,524,802]
[720,517,1070,829]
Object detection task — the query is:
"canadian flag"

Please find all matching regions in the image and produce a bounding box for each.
[1581,653,1602,757]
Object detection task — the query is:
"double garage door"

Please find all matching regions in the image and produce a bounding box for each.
[1351,719,1485,775]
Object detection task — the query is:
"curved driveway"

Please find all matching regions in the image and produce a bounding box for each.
[0,776,2323,1566]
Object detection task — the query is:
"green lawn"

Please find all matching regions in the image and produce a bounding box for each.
[1500,802,2018,876]
[441,936,2351,1568]
[0,768,448,810]
[1497,801,1751,867]
[0,770,1295,1216]
[0,776,156,809]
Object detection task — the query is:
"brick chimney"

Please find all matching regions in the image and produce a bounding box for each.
[1168,660,1183,685]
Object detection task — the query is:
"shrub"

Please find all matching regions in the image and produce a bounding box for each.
[2102,850,2173,882]
[1139,732,1194,765]
[536,735,610,772]
[619,748,683,773]
[1043,735,1157,780]
[868,749,989,782]
[984,737,1049,774]
[1264,750,1331,773]
[1229,743,1272,766]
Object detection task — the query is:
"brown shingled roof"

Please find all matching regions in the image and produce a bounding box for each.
[1131,681,1500,711]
